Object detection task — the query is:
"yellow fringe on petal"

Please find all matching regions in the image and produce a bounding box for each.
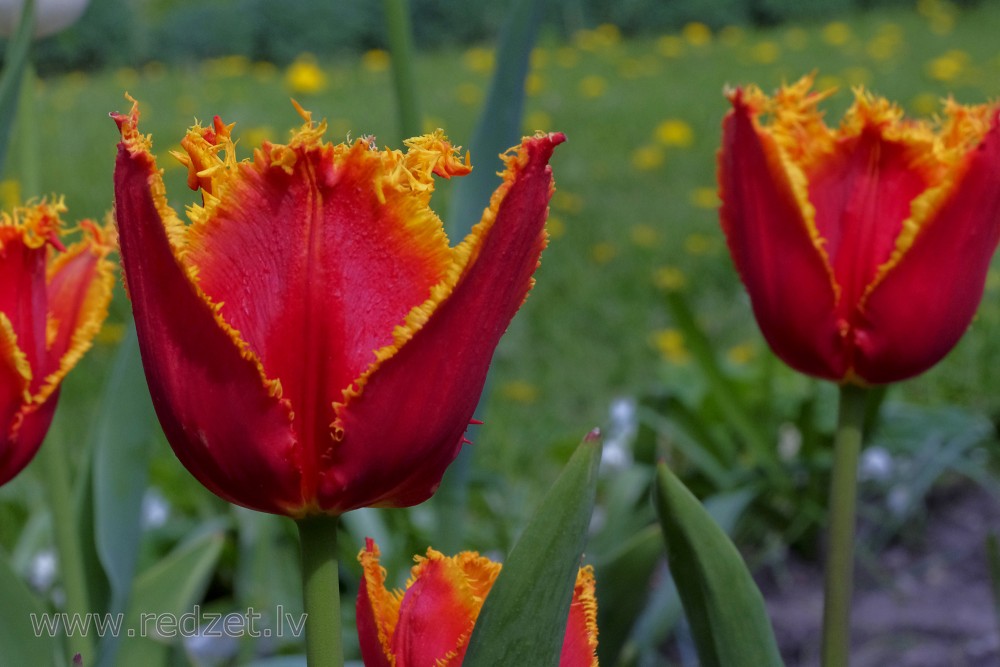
[116,97,288,406]
[575,565,600,667]
[0,313,32,405]
[358,541,404,666]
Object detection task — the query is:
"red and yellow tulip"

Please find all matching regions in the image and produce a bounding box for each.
[357,539,599,666]
[0,200,114,485]
[719,75,1000,384]
[112,99,564,517]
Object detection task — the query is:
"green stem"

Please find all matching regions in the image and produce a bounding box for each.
[297,515,343,667]
[820,383,868,667]
[382,0,421,141]
[18,63,40,199]
[40,433,94,662]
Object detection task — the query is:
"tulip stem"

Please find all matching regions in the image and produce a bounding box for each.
[820,383,868,667]
[297,515,344,667]
[40,431,95,663]
[382,0,421,142]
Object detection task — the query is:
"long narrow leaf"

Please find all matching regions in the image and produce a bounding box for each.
[654,463,783,667]
[0,0,34,174]
[88,326,157,667]
[0,550,60,666]
[464,431,602,666]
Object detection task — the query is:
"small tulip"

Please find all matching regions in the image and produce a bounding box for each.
[357,539,599,666]
[718,75,1000,384]
[0,200,114,485]
[112,98,564,516]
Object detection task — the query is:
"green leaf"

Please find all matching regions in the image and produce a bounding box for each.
[0,550,60,666]
[594,525,662,666]
[654,463,783,667]
[115,529,225,667]
[87,327,158,667]
[445,0,547,238]
[0,0,34,175]
[464,431,602,667]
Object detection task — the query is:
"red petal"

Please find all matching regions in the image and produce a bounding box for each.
[184,132,455,503]
[853,109,1000,383]
[356,540,397,667]
[0,225,47,391]
[559,567,599,667]
[321,132,564,512]
[392,553,482,667]
[719,91,847,380]
[808,128,932,317]
[113,106,302,515]
[0,314,36,486]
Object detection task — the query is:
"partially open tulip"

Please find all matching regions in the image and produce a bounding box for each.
[719,75,1000,384]
[112,99,564,517]
[357,539,599,666]
[0,200,114,485]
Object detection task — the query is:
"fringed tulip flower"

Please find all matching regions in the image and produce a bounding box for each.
[357,539,599,667]
[112,99,564,517]
[0,200,115,485]
[719,76,1000,384]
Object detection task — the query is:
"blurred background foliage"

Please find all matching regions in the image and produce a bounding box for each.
[20,0,986,73]
[2,0,1000,664]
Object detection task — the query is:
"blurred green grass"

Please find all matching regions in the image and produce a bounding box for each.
[18,0,1000,532]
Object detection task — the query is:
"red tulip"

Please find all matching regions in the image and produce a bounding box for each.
[112,99,564,516]
[357,538,599,667]
[719,75,1000,384]
[0,200,115,485]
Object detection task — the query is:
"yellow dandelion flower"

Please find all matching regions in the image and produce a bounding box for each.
[684,233,716,255]
[455,83,483,106]
[655,119,694,148]
[652,329,689,364]
[653,266,686,291]
[547,215,567,239]
[204,55,250,78]
[784,27,809,51]
[0,179,20,209]
[631,144,665,171]
[822,21,852,46]
[463,46,495,74]
[926,50,967,81]
[656,35,685,58]
[525,72,544,96]
[630,224,659,248]
[556,46,579,68]
[285,54,327,94]
[682,22,712,46]
[500,380,539,404]
[361,49,390,72]
[689,187,718,209]
[910,92,940,115]
[578,75,607,98]
[552,191,583,213]
[591,242,617,264]
[524,109,553,133]
[726,342,756,366]
[719,25,744,46]
[531,47,549,69]
[596,23,621,44]
[749,40,780,64]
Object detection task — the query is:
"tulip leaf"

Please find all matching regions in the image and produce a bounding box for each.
[87,326,157,667]
[445,0,547,238]
[0,550,60,666]
[115,529,225,667]
[654,463,783,667]
[0,0,33,176]
[464,431,602,667]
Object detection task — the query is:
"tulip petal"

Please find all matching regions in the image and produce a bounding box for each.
[0,314,31,474]
[719,90,848,380]
[113,103,302,515]
[181,117,466,503]
[853,109,1000,383]
[0,216,50,388]
[559,566,599,667]
[324,132,564,512]
[35,220,115,406]
[356,539,401,667]
[393,550,497,667]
